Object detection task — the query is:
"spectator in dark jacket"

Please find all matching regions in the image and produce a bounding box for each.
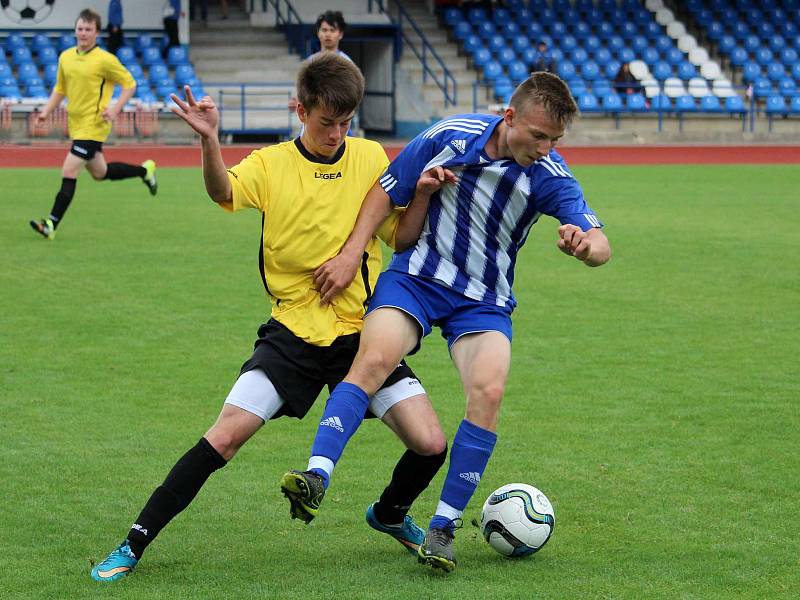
[614,62,640,94]
[531,41,556,73]
[107,0,123,55]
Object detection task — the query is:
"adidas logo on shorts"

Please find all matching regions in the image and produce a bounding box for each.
[320,416,344,432]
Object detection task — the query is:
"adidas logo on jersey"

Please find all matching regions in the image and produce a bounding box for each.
[451,139,467,154]
[315,171,342,179]
[320,416,344,432]
[459,471,481,485]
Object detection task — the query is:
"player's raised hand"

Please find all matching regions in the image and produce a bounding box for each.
[416,166,457,197]
[170,85,219,139]
[313,251,361,305]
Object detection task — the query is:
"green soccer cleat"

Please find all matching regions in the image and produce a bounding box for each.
[91,540,138,582]
[280,470,325,524]
[417,526,457,573]
[365,502,425,556]
[29,218,56,240]
[142,159,157,196]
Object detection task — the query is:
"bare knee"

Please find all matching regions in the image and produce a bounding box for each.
[349,349,400,393]
[204,426,250,461]
[466,382,505,428]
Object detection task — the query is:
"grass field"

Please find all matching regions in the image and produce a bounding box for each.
[1,164,798,599]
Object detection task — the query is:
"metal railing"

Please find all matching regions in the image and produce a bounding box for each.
[209,82,294,136]
[369,0,457,108]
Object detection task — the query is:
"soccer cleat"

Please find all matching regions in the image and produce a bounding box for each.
[280,470,325,524]
[29,218,56,240]
[142,159,157,196]
[417,526,457,573]
[365,503,425,556]
[90,540,138,582]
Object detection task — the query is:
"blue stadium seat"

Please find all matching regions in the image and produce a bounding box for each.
[507,60,528,83]
[37,46,58,66]
[584,36,601,53]
[664,47,683,66]
[642,47,660,66]
[593,80,612,97]
[127,63,144,79]
[601,92,622,111]
[626,93,647,112]
[511,35,529,54]
[792,63,800,80]
[581,61,601,81]
[466,7,488,25]
[551,22,567,38]
[527,22,544,41]
[570,48,589,66]
[780,47,799,67]
[149,64,169,83]
[725,95,747,114]
[16,62,38,82]
[675,95,697,112]
[0,85,22,100]
[574,22,590,39]
[769,35,786,54]
[442,7,463,27]
[778,77,797,97]
[743,35,761,53]
[497,48,516,68]
[482,60,503,82]
[31,33,53,53]
[503,22,521,39]
[140,47,163,67]
[677,62,697,80]
[617,48,635,64]
[651,94,672,111]
[577,92,599,112]
[652,61,672,80]
[594,48,613,67]
[487,35,505,53]
[654,36,673,54]
[753,77,773,98]
[12,47,33,66]
[117,46,136,65]
[767,63,786,82]
[741,62,761,83]
[473,47,494,68]
[607,35,625,53]
[477,21,494,39]
[58,33,74,52]
[789,96,800,114]
[597,20,614,38]
[42,62,57,85]
[26,84,48,98]
[699,95,722,112]
[493,8,511,23]
[729,47,749,68]
[453,21,471,41]
[764,95,787,115]
[631,35,648,54]
[463,35,482,54]
[567,78,587,96]
[557,61,576,80]
[560,35,577,52]
[604,60,622,79]
[754,47,774,66]
[718,35,737,55]
[5,33,26,52]
[0,63,11,78]
[167,46,189,67]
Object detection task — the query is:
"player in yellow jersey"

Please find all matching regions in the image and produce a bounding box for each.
[91,53,447,582]
[29,9,157,240]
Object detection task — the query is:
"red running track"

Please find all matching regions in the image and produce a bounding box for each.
[1,143,799,167]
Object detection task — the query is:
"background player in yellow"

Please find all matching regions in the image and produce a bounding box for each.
[90,53,446,582]
[29,8,158,240]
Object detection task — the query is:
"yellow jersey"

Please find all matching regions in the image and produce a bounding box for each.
[224,137,399,346]
[55,45,135,141]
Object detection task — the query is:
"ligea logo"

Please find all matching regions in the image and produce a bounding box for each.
[1,0,57,24]
[315,171,342,180]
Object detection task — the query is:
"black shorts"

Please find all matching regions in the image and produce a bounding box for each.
[239,319,419,420]
[70,140,104,160]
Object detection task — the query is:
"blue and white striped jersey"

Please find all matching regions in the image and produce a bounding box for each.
[379,114,603,309]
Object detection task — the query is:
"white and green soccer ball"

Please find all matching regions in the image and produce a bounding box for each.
[480,483,555,557]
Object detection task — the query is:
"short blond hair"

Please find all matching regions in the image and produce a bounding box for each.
[509,71,578,129]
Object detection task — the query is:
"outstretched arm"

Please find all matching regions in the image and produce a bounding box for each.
[557,225,611,266]
[170,85,232,205]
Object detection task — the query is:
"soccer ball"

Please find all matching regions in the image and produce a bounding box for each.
[480,483,555,557]
[1,0,56,24]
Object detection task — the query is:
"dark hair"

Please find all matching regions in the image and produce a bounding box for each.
[509,71,578,128]
[296,52,364,116]
[76,8,102,30]
[315,10,346,33]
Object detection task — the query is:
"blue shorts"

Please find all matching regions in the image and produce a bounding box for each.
[366,269,513,354]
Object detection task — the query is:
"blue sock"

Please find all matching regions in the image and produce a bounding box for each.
[308,382,370,489]
[430,419,497,532]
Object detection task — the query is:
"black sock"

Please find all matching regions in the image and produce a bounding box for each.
[126,438,227,559]
[104,162,146,180]
[374,445,447,525]
[48,177,77,226]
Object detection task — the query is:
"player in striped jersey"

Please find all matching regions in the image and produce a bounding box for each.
[283,72,611,572]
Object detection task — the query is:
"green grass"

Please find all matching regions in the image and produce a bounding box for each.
[1,165,798,599]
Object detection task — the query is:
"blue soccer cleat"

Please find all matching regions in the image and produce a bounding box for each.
[366,502,425,555]
[91,540,138,582]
